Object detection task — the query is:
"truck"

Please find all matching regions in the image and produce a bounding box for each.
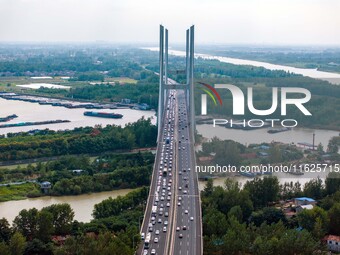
[163,167,168,176]
[152,206,157,216]
[144,233,151,249]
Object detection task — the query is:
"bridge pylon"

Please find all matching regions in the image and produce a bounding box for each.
[157,25,195,142]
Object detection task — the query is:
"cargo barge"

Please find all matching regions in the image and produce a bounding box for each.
[0,120,70,128]
[267,127,291,134]
[83,111,123,119]
[0,114,18,122]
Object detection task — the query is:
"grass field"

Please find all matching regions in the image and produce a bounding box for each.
[0,182,41,202]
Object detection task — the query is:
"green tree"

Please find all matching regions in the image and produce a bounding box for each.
[37,211,54,242]
[9,232,26,255]
[298,206,329,238]
[13,208,39,240]
[325,172,340,196]
[328,203,340,235]
[303,178,324,199]
[222,216,250,255]
[227,206,243,223]
[0,218,12,243]
[42,203,74,235]
[203,208,228,237]
[0,242,10,255]
[244,177,280,208]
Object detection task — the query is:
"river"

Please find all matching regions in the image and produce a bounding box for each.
[0,98,156,135]
[197,169,331,191]
[144,47,340,84]
[0,189,134,224]
[197,124,339,149]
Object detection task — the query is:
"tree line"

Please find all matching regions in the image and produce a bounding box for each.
[202,174,340,254]
[0,118,157,161]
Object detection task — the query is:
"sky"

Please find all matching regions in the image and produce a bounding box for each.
[0,0,339,45]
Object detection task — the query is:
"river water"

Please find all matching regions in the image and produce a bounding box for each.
[0,189,134,224]
[197,124,339,149]
[144,47,340,84]
[0,98,156,135]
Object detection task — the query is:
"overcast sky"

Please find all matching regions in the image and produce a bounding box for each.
[0,0,339,45]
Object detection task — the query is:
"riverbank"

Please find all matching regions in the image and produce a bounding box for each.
[0,188,135,223]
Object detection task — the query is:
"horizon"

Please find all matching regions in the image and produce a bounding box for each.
[0,0,339,45]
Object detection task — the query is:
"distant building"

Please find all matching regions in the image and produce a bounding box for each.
[71,169,84,174]
[40,181,52,194]
[296,204,314,213]
[294,197,317,206]
[258,152,269,157]
[121,98,131,104]
[323,235,340,253]
[240,153,257,159]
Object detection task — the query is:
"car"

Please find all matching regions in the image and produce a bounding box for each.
[164,221,168,226]
[176,227,180,231]
[166,202,170,207]
[183,190,187,194]
[163,227,167,232]
[178,196,182,201]
[179,187,182,190]
[143,250,148,255]
[151,216,155,221]
[184,210,188,214]
[154,237,159,243]
[164,212,169,217]
[179,171,182,175]
[179,234,183,238]
[149,226,153,232]
[178,202,181,206]
[141,232,145,240]
[155,230,160,235]
[190,217,194,221]
[151,249,156,255]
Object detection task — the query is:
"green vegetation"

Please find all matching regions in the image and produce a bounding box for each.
[0,151,154,200]
[202,173,340,254]
[0,188,147,255]
[197,47,340,73]
[0,118,157,161]
[198,137,306,168]
[0,183,41,202]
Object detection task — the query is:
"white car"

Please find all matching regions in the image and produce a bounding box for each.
[155,230,160,235]
[184,210,188,214]
[154,237,159,243]
[190,217,194,221]
[151,249,156,255]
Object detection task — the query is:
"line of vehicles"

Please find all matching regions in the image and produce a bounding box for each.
[140,90,197,255]
[141,91,177,255]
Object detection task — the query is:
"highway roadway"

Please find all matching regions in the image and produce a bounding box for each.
[138,87,202,255]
